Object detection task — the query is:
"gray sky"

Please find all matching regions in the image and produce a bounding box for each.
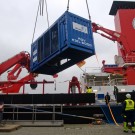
[0,0,131,93]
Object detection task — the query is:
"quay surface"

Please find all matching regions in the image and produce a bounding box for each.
[0,124,128,135]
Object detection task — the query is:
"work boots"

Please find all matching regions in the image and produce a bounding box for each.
[132,128,135,133]
[123,122,128,132]
[132,122,135,133]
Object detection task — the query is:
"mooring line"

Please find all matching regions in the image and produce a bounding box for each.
[107,102,119,126]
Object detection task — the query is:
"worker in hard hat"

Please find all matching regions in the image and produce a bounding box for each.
[86,86,92,93]
[122,93,135,133]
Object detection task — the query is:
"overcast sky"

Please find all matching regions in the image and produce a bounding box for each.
[0,0,132,93]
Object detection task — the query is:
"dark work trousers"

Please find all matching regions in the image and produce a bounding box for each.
[123,110,135,127]
[0,111,3,123]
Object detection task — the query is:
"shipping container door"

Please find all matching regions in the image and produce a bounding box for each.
[38,37,44,63]
[59,15,68,49]
[50,24,59,54]
[31,42,38,68]
[67,13,94,50]
[43,31,51,59]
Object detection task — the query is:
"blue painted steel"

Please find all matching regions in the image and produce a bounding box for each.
[31,11,95,75]
[97,94,105,100]
[101,105,123,123]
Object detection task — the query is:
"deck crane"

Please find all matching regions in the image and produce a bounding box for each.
[91,1,135,85]
[92,22,135,85]
[0,51,37,93]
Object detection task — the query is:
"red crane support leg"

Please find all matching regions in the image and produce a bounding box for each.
[68,76,81,94]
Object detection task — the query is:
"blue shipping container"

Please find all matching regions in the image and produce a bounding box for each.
[31,11,95,75]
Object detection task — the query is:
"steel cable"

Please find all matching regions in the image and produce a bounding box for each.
[45,0,49,28]
[31,0,42,44]
[32,0,49,43]
[67,0,70,11]
[85,0,91,20]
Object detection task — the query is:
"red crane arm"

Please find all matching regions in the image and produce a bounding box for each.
[0,51,38,93]
[92,22,131,59]
[7,64,22,80]
[0,73,36,93]
[0,51,30,75]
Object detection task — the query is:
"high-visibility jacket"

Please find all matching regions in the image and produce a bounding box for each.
[86,88,92,93]
[125,99,135,111]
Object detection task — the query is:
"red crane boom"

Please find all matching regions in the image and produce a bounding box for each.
[92,23,132,60]
[0,51,30,75]
[92,22,135,85]
[0,51,37,93]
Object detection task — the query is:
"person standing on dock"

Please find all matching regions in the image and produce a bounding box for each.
[113,85,119,100]
[122,93,135,133]
[105,92,110,105]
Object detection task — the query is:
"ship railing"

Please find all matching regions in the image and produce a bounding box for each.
[125,56,135,63]
[88,80,111,86]
[87,78,127,86]
[3,104,64,126]
[107,78,127,86]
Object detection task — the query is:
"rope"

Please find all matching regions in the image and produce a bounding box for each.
[95,54,101,68]
[67,0,70,11]
[107,102,119,126]
[85,0,101,69]
[76,66,86,73]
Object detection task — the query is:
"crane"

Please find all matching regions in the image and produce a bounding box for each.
[0,51,37,93]
[92,22,135,85]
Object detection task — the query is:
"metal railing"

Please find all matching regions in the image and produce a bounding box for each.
[87,78,127,86]
[125,56,135,63]
[3,104,63,124]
